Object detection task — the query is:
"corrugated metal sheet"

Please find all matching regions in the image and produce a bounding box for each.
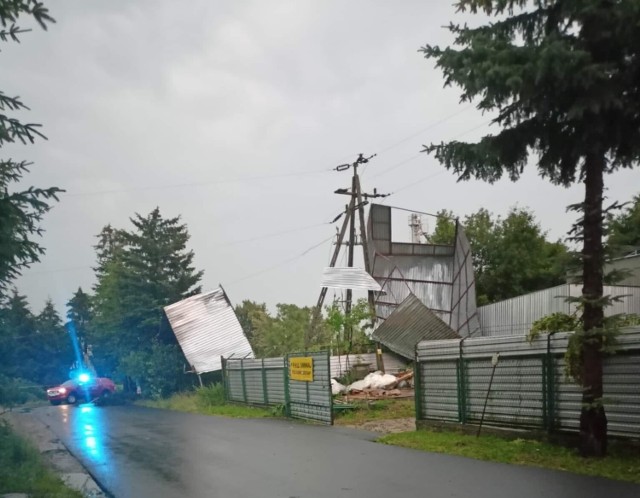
[288,351,332,425]
[421,360,459,421]
[416,327,640,439]
[320,267,382,292]
[164,288,254,374]
[368,204,480,338]
[373,294,459,360]
[478,284,640,337]
[450,225,481,337]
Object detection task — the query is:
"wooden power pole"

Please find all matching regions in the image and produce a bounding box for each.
[307,154,387,370]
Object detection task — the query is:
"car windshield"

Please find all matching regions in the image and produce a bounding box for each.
[61,380,76,388]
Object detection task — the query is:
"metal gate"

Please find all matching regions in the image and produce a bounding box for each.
[287,351,333,425]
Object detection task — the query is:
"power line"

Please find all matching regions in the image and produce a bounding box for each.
[217,222,329,247]
[375,104,474,156]
[367,153,422,179]
[382,171,447,202]
[360,104,474,175]
[225,233,335,286]
[380,118,494,200]
[63,167,333,198]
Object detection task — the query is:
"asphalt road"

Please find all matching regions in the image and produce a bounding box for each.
[33,404,639,498]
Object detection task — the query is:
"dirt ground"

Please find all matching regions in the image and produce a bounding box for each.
[343,417,416,434]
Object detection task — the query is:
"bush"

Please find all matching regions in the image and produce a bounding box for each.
[195,383,226,408]
[0,375,45,408]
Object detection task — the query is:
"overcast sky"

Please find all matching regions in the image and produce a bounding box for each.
[6,0,639,317]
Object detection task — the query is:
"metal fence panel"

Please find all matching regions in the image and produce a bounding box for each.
[603,353,640,437]
[224,357,286,407]
[465,356,545,428]
[420,360,459,421]
[288,351,332,425]
[416,327,640,439]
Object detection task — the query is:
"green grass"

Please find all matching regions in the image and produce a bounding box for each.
[0,421,83,497]
[139,383,273,418]
[334,398,415,425]
[380,429,640,484]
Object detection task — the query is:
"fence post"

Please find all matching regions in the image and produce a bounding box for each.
[240,359,248,404]
[542,354,548,430]
[414,349,424,421]
[284,355,291,417]
[457,339,468,424]
[221,356,228,402]
[328,351,334,425]
[261,358,269,406]
[545,334,556,432]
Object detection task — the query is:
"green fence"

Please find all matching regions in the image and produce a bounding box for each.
[222,351,333,425]
[416,328,640,438]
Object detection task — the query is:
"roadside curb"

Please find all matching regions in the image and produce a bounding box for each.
[1,408,107,498]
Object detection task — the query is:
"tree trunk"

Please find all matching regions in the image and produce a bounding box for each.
[579,151,607,457]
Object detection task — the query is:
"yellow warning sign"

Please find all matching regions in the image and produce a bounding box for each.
[289,357,314,382]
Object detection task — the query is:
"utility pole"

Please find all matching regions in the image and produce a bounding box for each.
[307,154,388,370]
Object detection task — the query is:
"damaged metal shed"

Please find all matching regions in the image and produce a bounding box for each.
[367,204,481,338]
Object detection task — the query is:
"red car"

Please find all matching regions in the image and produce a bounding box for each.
[47,376,116,405]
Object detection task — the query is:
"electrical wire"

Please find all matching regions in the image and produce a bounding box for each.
[63,167,334,198]
[380,118,494,200]
[360,104,474,176]
[225,233,335,286]
[217,222,329,247]
[18,221,334,277]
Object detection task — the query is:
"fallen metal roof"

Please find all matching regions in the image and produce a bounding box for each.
[164,287,254,373]
[320,267,383,292]
[372,293,460,360]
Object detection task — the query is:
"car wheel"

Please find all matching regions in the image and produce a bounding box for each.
[66,392,78,405]
[50,400,61,406]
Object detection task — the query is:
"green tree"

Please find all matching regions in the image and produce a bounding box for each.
[90,208,203,393]
[427,209,457,245]
[35,299,72,385]
[325,298,373,355]
[251,304,329,358]
[607,194,640,253]
[426,207,568,304]
[0,1,61,296]
[66,287,92,344]
[481,208,569,303]
[234,300,270,345]
[0,289,35,380]
[423,0,640,455]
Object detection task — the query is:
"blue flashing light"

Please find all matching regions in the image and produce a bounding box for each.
[78,372,91,383]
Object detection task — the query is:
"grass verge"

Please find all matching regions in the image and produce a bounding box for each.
[380,429,640,484]
[0,421,83,497]
[139,383,273,418]
[334,398,414,425]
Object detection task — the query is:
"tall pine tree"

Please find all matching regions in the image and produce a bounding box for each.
[0,2,61,296]
[90,208,203,394]
[423,0,640,455]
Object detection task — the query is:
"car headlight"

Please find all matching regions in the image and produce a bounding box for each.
[59,388,67,394]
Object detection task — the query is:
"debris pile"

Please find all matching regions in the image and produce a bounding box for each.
[332,370,414,399]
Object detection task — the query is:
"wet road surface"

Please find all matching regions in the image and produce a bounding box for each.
[34,404,640,498]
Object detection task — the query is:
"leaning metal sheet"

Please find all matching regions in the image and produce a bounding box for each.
[320,267,382,291]
[164,288,254,373]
